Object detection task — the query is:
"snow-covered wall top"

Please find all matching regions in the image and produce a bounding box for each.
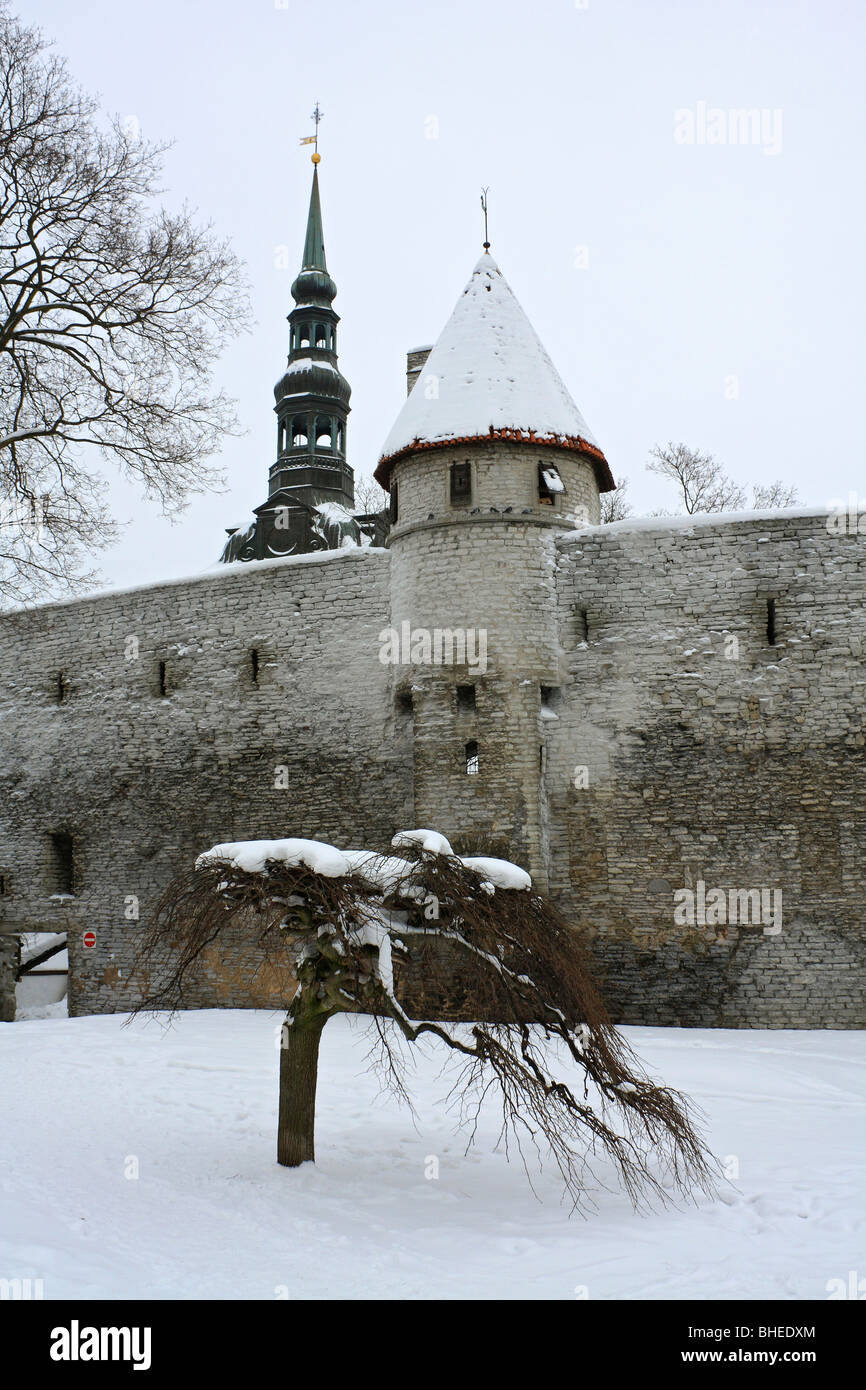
[376,255,610,482]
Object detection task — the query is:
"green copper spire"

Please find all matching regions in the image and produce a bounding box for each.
[292,162,337,308]
[301,165,327,271]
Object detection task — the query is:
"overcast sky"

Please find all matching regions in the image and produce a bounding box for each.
[23,0,866,590]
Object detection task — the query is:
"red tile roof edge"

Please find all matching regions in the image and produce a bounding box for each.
[374,430,615,492]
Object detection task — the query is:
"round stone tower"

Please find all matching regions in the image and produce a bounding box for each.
[375,253,614,888]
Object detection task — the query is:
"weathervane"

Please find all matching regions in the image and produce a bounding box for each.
[300,103,323,164]
[480,187,490,251]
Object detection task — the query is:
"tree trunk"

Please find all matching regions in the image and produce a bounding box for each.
[277,1011,328,1167]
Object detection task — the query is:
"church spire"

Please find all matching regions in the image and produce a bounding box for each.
[291,164,338,309]
[301,165,327,272]
[219,139,356,565]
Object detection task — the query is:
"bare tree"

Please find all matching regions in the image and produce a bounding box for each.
[132,838,714,1211]
[647,443,799,517]
[599,475,633,523]
[647,443,746,514]
[352,472,388,516]
[0,4,250,604]
[752,480,799,508]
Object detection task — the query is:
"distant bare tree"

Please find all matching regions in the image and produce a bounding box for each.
[600,476,633,523]
[0,3,250,604]
[647,443,746,514]
[752,480,799,509]
[352,473,388,516]
[647,444,799,517]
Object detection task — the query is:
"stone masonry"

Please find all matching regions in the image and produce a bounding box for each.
[2,499,863,1027]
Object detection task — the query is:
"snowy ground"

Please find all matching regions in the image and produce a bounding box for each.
[1,1008,864,1300]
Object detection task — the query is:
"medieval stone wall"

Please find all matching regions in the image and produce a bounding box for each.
[0,547,413,1015]
[550,511,866,1027]
[2,507,864,1027]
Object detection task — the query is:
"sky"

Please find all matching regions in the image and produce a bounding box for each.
[21,0,866,590]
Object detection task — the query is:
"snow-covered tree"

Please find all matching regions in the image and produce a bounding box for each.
[133,830,713,1210]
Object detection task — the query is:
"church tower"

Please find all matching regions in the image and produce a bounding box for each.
[222,153,356,562]
[376,250,614,888]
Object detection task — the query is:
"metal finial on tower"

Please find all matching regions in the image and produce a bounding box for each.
[480,187,490,251]
[300,102,324,163]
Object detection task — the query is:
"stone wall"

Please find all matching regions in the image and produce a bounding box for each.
[2,505,864,1028]
[0,547,413,1015]
[550,511,866,1027]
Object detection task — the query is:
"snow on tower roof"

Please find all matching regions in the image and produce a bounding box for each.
[375,253,613,490]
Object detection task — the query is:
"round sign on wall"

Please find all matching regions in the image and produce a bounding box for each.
[82,930,96,948]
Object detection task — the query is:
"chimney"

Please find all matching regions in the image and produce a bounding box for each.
[406,345,433,397]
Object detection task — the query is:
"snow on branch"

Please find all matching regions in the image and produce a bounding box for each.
[132,829,714,1211]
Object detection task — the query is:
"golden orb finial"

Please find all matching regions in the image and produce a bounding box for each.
[312,151,321,164]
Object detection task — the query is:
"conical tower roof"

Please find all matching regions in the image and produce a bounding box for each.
[375,253,612,490]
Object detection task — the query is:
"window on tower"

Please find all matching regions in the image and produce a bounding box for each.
[389,482,398,523]
[315,417,332,449]
[291,417,308,448]
[450,461,472,504]
[314,324,328,348]
[298,325,311,349]
[538,463,565,503]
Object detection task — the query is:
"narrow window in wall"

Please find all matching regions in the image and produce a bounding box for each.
[465,739,479,775]
[0,873,7,895]
[578,608,589,642]
[767,599,777,646]
[396,689,414,715]
[540,685,561,719]
[389,482,398,523]
[56,671,68,704]
[456,684,476,711]
[450,461,472,504]
[250,649,260,686]
[50,832,74,896]
[539,743,545,772]
[157,660,168,697]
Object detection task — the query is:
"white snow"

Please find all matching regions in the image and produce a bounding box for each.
[391,828,454,857]
[4,544,387,618]
[193,833,531,894]
[280,357,341,377]
[459,856,532,891]
[379,254,601,461]
[342,850,414,892]
[541,465,565,494]
[562,506,837,539]
[1,1009,863,1300]
[196,838,351,878]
